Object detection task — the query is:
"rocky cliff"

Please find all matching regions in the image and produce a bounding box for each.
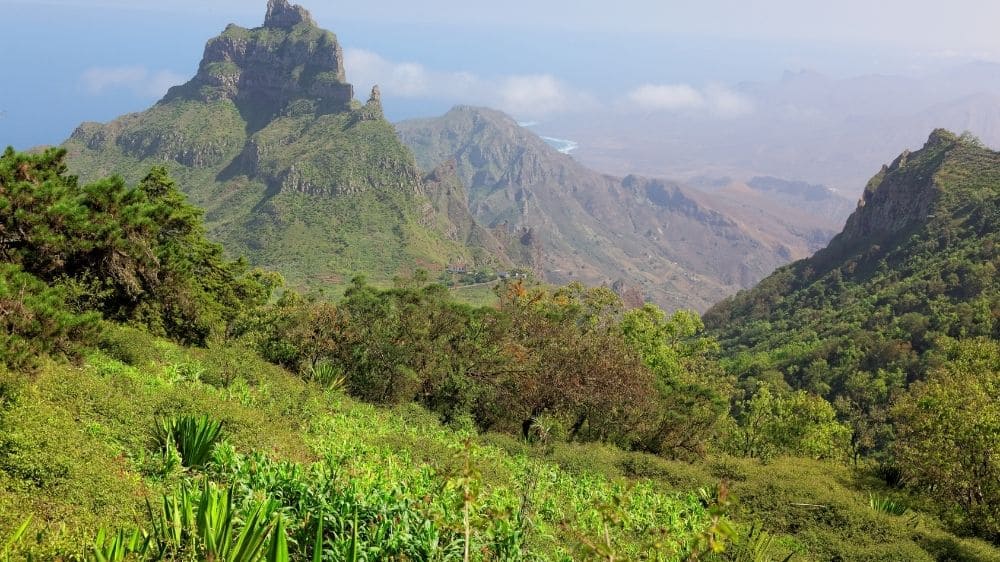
[163,0,353,125]
[808,129,966,275]
[64,1,508,290]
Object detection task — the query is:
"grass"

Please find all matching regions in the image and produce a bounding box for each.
[0,326,998,560]
[449,281,501,307]
[0,328,713,560]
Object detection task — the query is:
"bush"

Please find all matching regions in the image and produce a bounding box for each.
[97,324,159,367]
[0,265,99,371]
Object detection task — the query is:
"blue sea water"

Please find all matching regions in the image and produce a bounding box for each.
[540,136,579,154]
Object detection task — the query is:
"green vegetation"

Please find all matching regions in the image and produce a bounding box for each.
[154,415,224,469]
[62,13,504,296]
[0,149,727,560]
[706,131,1000,546]
[4,146,998,560]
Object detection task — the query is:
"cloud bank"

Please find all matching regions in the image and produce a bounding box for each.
[80,66,186,98]
[345,49,596,119]
[625,83,754,117]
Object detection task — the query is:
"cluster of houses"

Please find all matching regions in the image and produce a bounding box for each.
[445,264,529,282]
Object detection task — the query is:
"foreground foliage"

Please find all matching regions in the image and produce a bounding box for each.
[1,146,998,559]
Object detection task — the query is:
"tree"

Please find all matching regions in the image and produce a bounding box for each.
[726,387,850,461]
[892,338,1000,539]
[621,305,728,458]
[0,148,276,346]
[0,264,99,370]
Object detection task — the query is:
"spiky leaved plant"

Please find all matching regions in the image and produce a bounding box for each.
[154,415,223,469]
[868,493,909,516]
[91,483,289,562]
[1,516,31,562]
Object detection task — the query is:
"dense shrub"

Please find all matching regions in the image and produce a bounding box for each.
[0,264,99,370]
[0,148,278,348]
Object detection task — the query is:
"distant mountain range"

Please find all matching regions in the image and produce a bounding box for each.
[60,0,860,311]
[398,106,851,310]
[541,64,1000,195]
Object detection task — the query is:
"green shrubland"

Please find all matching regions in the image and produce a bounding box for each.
[1,147,998,560]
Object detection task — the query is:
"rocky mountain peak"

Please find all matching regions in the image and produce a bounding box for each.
[813,129,965,271]
[162,0,352,126]
[925,128,959,149]
[264,0,315,29]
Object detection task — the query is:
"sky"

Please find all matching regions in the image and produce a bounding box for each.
[2,0,999,149]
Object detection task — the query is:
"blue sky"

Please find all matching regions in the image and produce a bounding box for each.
[2,0,999,149]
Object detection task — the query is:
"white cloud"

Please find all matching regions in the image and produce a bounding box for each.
[626,84,706,111]
[80,66,186,98]
[345,48,595,118]
[497,74,596,117]
[624,83,753,117]
[704,85,755,117]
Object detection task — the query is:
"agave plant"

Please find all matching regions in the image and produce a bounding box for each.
[868,493,909,516]
[91,483,289,562]
[307,362,346,392]
[150,483,281,561]
[154,415,223,469]
[92,528,150,562]
[724,521,796,562]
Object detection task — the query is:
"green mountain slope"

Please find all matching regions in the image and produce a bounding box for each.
[2,146,998,560]
[64,1,504,291]
[705,129,1000,451]
[398,106,838,311]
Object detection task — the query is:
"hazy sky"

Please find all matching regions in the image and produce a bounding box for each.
[2,0,999,148]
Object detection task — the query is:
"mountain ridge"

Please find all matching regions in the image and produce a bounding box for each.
[399,105,842,310]
[704,128,999,420]
[64,2,512,291]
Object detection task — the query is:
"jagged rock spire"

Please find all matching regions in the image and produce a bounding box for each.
[367,86,382,108]
[265,0,315,29]
[163,0,352,119]
[359,85,384,121]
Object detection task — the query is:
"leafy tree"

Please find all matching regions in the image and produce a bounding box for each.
[892,338,1000,539]
[0,148,277,347]
[726,387,851,461]
[621,305,728,458]
[0,264,99,370]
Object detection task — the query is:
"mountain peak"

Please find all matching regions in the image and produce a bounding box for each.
[162,0,352,125]
[924,128,959,149]
[809,128,999,275]
[264,0,315,29]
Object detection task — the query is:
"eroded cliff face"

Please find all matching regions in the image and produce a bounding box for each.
[818,129,957,268]
[163,0,353,122]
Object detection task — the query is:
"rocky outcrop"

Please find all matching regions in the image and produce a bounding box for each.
[63,1,503,292]
[358,86,384,121]
[819,129,956,266]
[264,0,314,28]
[162,1,352,122]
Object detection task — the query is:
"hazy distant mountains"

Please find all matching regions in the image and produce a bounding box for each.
[543,63,1000,195]
[399,106,851,310]
[57,0,877,311]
